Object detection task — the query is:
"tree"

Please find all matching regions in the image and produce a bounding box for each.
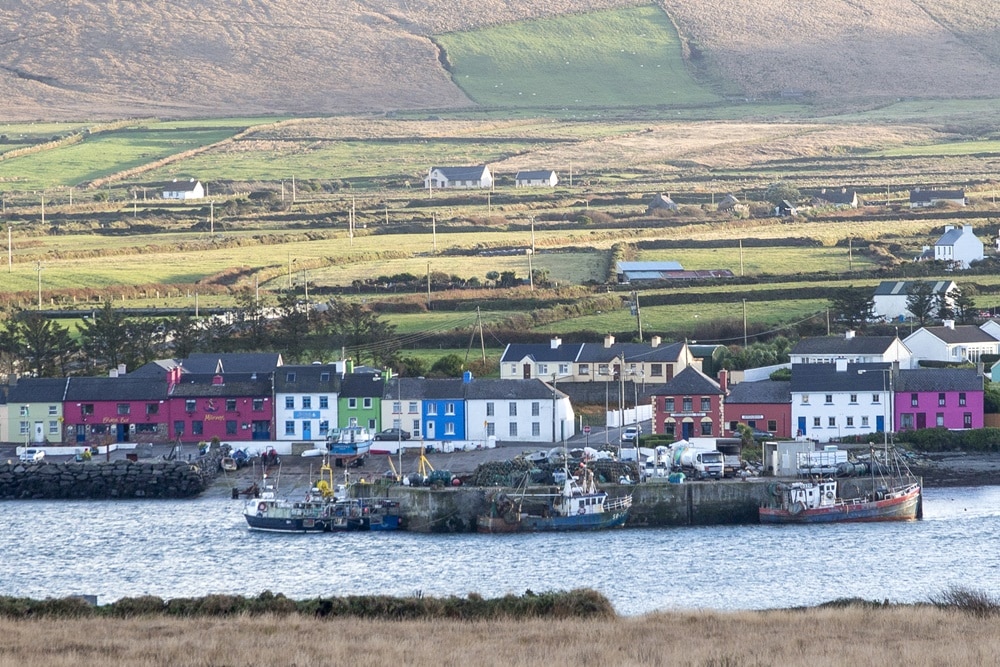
[429,353,464,377]
[233,287,270,349]
[77,302,130,370]
[271,291,310,362]
[319,298,397,366]
[906,281,937,325]
[498,271,518,288]
[168,313,202,359]
[763,181,801,207]
[829,287,874,328]
[11,311,76,376]
[947,286,976,324]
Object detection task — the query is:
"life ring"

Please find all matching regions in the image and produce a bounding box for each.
[257,502,267,512]
[578,507,586,515]
[825,491,834,499]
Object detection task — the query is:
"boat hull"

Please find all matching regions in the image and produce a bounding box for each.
[244,512,331,533]
[477,508,629,533]
[760,484,920,524]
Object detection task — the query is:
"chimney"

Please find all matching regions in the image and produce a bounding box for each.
[963,224,973,234]
[650,335,661,348]
[109,369,118,378]
[944,225,955,233]
[835,358,848,372]
[717,369,728,393]
[117,363,126,376]
[604,334,615,348]
[845,330,855,340]
[943,319,955,329]
[212,374,224,385]
[550,337,562,350]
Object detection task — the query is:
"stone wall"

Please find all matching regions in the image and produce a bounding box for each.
[0,450,224,500]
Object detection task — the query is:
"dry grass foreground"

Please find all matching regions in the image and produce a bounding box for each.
[2,606,999,667]
[2,0,1000,119]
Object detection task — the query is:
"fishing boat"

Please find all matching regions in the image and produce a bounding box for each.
[328,426,373,459]
[243,475,335,533]
[477,465,632,533]
[328,498,403,531]
[759,445,921,524]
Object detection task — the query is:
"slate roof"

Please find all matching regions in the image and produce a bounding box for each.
[936,227,966,246]
[812,188,857,205]
[792,336,898,356]
[873,280,954,296]
[339,372,388,399]
[918,325,999,344]
[168,373,272,397]
[466,378,568,400]
[500,342,584,364]
[514,170,555,180]
[656,366,723,396]
[65,377,168,401]
[7,378,70,403]
[430,166,489,181]
[726,380,791,404]
[180,353,282,374]
[910,189,965,204]
[895,368,982,392]
[162,179,201,192]
[789,363,891,392]
[384,377,465,400]
[274,365,342,394]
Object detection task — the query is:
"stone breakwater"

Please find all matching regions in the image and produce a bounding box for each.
[0,452,223,500]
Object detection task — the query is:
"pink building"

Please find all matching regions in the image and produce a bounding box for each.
[64,376,170,445]
[894,368,983,431]
[166,369,274,443]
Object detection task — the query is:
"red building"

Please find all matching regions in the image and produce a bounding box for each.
[166,369,274,443]
[723,379,792,438]
[64,376,170,445]
[651,367,726,439]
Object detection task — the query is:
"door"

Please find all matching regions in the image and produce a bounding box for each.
[302,421,312,441]
[76,425,86,443]
[522,363,532,379]
[797,416,806,437]
[876,415,884,433]
[682,421,693,439]
[33,422,43,443]
[915,413,926,429]
[425,421,435,440]
[116,424,128,442]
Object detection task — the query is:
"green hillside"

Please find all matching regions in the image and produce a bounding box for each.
[437,5,719,109]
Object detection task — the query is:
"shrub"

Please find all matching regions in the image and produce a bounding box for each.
[930,586,1000,618]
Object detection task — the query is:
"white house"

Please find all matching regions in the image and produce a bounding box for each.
[790,332,912,367]
[514,170,558,187]
[790,360,894,442]
[872,280,956,320]
[273,365,341,444]
[934,225,983,269]
[424,165,492,190]
[162,179,205,200]
[909,188,965,208]
[902,321,1000,365]
[464,379,575,443]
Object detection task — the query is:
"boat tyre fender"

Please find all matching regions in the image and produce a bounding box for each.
[257,502,267,513]
[790,501,804,515]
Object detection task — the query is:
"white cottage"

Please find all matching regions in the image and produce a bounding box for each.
[424,165,492,190]
[515,170,558,187]
[902,321,1000,365]
[872,280,956,320]
[934,225,983,269]
[162,179,205,200]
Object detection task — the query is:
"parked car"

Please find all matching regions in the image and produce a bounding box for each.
[622,426,641,443]
[374,428,412,441]
[732,427,773,440]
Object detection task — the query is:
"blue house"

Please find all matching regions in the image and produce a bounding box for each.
[419,378,467,441]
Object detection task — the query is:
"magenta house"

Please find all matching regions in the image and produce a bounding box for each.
[64,376,170,445]
[894,368,983,432]
[167,370,274,442]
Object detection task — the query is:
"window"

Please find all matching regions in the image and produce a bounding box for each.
[427,404,438,416]
[813,417,821,427]
[302,397,312,409]
[408,401,418,414]
[285,396,294,409]
[509,402,517,417]
[18,421,28,435]
[538,363,548,375]
[701,422,712,436]
[531,402,540,417]
[665,398,675,411]
[509,423,518,437]
[82,404,94,416]
[682,397,693,412]
[509,364,517,375]
[964,412,973,428]
[801,394,809,404]
[253,398,264,411]
[412,419,420,435]
[392,401,401,414]
[959,393,967,407]
[146,403,159,416]
[872,394,880,404]
[48,405,57,416]
[319,396,329,409]
[320,372,330,382]
[115,403,129,415]
[363,398,372,409]
[444,423,455,436]
[48,420,59,434]
[185,400,196,413]
[911,394,919,407]
[319,420,329,435]
[862,416,869,427]
[846,416,854,427]
[849,394,858,404]
[578,364,590,375]
[348,398,357,409]
[700,397,711,411]
[650,363,663,377]
[558,363,569,375]
[286,372,296,382]
[226,399,236,412]
[598,364,609,376]
[767,420,777,432]
[664,422,675,437]
[532,422,540,437]
[936,413,945,427]
[486,402,495,417]
[486,422,495,436]
[284,421,295,436]
[938,393,946,407]
[192,420,203,435]
[174,421,185,436]
[729,421,739,432]
[445,402,455,416]
[226,420,237,435]
[824,394,833,404]
[19,406,28,417]
[828,417,836,427]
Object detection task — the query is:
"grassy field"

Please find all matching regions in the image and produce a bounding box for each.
[437,5,720,109]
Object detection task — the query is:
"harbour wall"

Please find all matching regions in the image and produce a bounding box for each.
[0,450,225,500]
[389,477,917,533]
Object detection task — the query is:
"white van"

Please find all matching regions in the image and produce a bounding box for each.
[19,448,45,463]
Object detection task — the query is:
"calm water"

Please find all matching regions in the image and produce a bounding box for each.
[3,486,998,616]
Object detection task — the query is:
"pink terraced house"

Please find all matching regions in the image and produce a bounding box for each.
[894,368,983,432]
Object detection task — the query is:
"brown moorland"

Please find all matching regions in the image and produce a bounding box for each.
[2,0,1000,120]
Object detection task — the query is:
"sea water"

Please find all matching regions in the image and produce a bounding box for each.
[2,486,997,616]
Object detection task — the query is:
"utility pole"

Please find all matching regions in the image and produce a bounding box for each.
[742,298,748,347]
[35,261,43,310]
[7,225,11,273]
[632,291,642,342]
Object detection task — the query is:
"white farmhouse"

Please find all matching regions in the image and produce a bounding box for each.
[902,321,1000,365]
[464,378,575,443]
[424,165,492,189]
[934,225,983,269]
[790,331,912,367]
[162,178,205,200]
[514,170,558,187]
[872,280,956,320]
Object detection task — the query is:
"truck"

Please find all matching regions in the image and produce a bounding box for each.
[669,443,725,480]
[796,446,848,476]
